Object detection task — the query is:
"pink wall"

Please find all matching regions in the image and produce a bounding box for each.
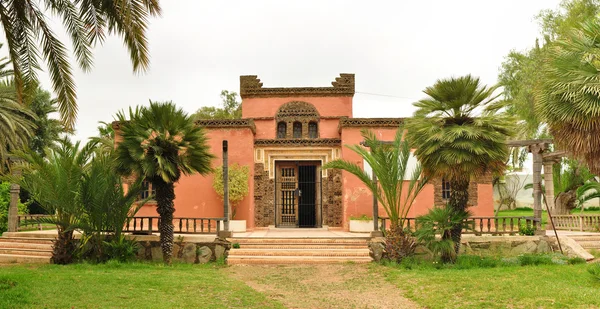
[136,127,257,228]
[242,96,353,119]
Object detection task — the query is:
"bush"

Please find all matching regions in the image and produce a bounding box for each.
[232,242,240,249]
[588,263,600,281]
[518,224,536,236]
[385,226,417,263]
[568,257,587,265]
[103,235,140,262]
[517,254,554,266]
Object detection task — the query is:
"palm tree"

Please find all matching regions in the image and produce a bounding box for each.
[6,138,94,264]
[115,101,214,264]
[405,75,512,255]
[537,19,600,175]
[0,0,161,129]
[415,205,472,263]
[0,45,36,170]
[323,128,429,261]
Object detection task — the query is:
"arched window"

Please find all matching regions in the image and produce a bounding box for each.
[308,122,318,138]
[293,122,302,138]
[277,122,287,139]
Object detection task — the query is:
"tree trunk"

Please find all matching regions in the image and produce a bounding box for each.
[554,190,577,215]
[52,228,76,264]
[155,179,175,265]
[448,178,470,256]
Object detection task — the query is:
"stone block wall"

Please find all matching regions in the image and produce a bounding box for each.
[135,237,230,264]
[254,163,275,227]
[322,169,343,227]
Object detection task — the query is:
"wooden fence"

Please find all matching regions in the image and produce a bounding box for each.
[16,215,226,235]
[552,214,600,232]
[379,216,539,236]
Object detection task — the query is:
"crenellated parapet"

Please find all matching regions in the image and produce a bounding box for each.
[240,74,355,98]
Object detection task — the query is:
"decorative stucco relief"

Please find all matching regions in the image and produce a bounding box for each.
[254,147,341,179]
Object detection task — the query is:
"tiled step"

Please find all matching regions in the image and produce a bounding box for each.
[229,248,370,257]
[0,241,53,250]
[0,237,55,244]
[569,236,600,242]
[227,255,373,265]
[0,248,52,257]
[0,253,50,264]
[234,244,367,249]
[229,238,369,244]
[575,240,600,249]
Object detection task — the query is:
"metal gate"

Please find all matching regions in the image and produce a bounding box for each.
[275,162,321,228]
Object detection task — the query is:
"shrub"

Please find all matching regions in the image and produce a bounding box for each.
[568,257,587,265]
[349,214,372,221]
[517,254,554,266]
[0,182,28,233]
[232,242,240,249]
[212,164,250,219]
[103,235,140,263]
[518,224,536,236]
[588,263,600,281]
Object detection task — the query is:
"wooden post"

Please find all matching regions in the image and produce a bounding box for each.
[223,140,230,232]
[371,174,383,237]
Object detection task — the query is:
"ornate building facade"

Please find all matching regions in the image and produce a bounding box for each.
[134,74,494,230]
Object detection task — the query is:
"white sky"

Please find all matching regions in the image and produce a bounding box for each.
[29,0,562,142]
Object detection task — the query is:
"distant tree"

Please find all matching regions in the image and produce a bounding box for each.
[26,88,64,156]
[212,164,250,219]
[193,90,242,120]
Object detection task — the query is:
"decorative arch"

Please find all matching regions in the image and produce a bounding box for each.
[275,101,320,139]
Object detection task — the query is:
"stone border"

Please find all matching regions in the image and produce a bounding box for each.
[240,74,355,98]
[338,117,404,133]
[254,138,341,147]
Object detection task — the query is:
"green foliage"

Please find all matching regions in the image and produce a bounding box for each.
[232,243,240,249]
[115,101,214,264]
[589,263,600,281]
[349,214,373,221]
[0,0,161,129]
[0,182,28,234]
[193,90,242,120]
[517,254,554,266]
[323,127,429,228]
[26,87,64,155]
[102,235,140,263]
[518,224,536,236]
[568,257,587,265]
[384,226,417,263]
[414,205,473,264]
[212,163,250,219]
[387,253,581,270]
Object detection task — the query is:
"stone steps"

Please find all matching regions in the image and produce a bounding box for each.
[227,237,373,265]
[0,236,54,264]
[574,240,600,249]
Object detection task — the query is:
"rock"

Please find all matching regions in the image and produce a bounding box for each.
[197,246,212,264]
[214,245,226,260]
[469,242,491,249]
[173,243,181,258]
[536,240,550,253]
[510,241,537,255]
[368,241,385,262]
[151,246,163,262]
[181,243,196,263]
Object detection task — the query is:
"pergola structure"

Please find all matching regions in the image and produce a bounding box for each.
[505,139,566,232]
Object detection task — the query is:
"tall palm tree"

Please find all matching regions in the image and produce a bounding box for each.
[0,45,36,169]
[115,101,214,264]
[537,19,600,175]
[405,75,512,255]
[323,128,429,261]
[0,0,161,129]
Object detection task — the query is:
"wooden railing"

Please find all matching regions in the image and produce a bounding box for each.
[379,216,539,236]
[552,214,600,232]
[15,215,225,235]
[124,217,226,235]
[17,214,52,231]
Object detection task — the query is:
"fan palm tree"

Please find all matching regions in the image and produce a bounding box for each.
[115,101,214,264]
[537,19,600,175]
[405,75,513,255]
[0,0,161,129]
[323,127,429,261]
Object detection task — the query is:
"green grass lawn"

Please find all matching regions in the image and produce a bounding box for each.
[0,262,283,309]
[383,263,600,309]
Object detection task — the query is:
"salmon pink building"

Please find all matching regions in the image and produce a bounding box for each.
[133,73,494,230]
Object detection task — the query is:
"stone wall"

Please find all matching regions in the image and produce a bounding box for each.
[322,169,343,227]
[132,235,230,264]
[254,163,275,227]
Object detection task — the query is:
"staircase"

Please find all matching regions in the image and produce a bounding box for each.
[0,236,53,263]
[227,237,373,265]
[568,235,600,253]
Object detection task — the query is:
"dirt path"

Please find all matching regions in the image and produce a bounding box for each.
[225,263,421,309]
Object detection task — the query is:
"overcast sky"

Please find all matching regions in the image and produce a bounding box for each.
[32,0,562,141]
